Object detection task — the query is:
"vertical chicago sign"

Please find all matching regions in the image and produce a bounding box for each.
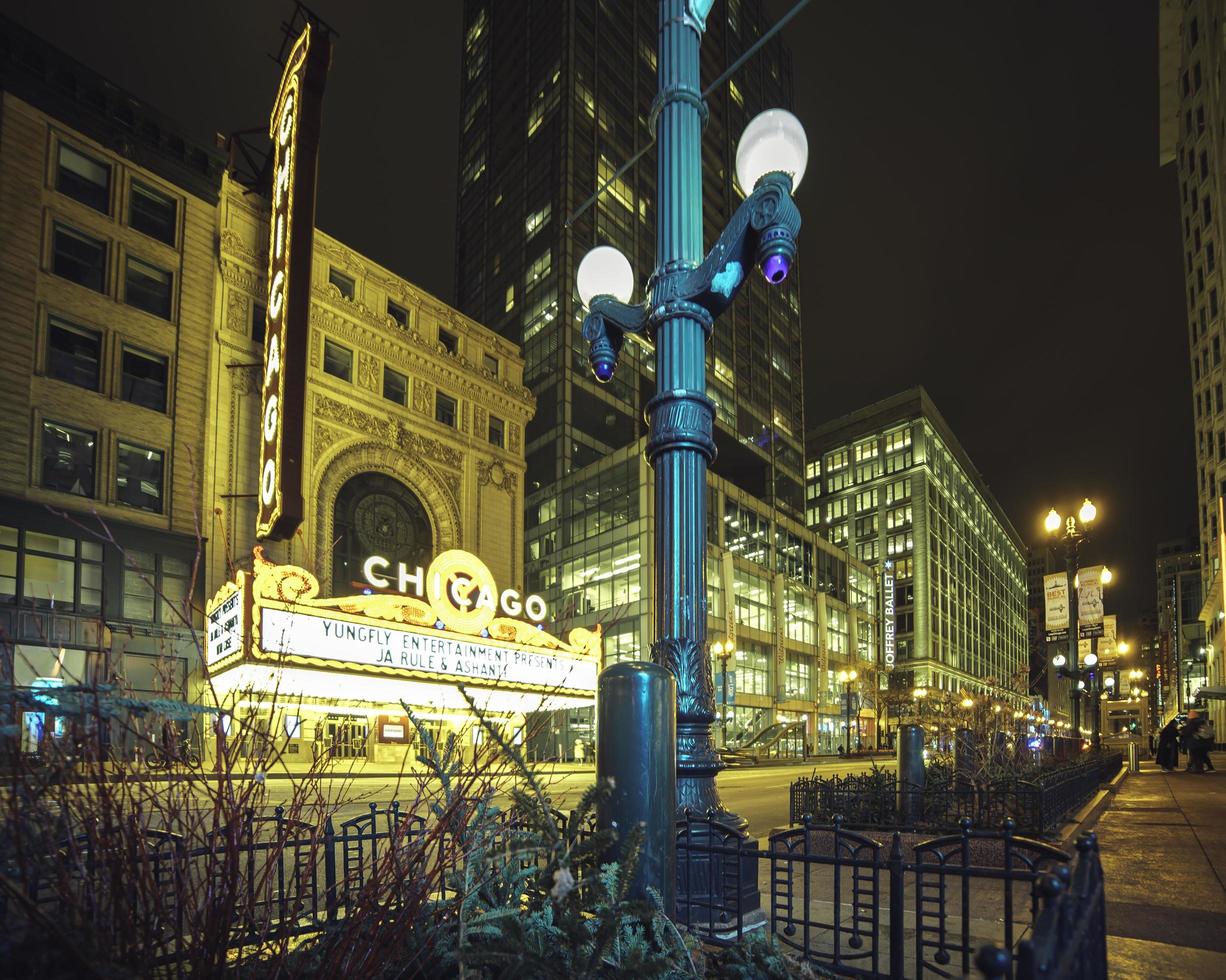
[257,24,332,540]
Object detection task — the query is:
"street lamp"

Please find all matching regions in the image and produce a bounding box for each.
[578,1,806,823]
[838,669,858,754]
[1044,498,1098,740]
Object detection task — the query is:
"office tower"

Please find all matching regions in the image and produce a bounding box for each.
[806,387,1029,704]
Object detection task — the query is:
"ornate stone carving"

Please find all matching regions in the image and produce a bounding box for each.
[508,423,521,454]
[357,351,379,392]
[313,421,341,459]
[309,330,321,369]
[226,291,249,336]
[220,228,265,267]
[231,364,260,395]
[220,260,259,293]
[311,440,462,582]
[460,402,470,434]
[312,392,462,470]
[474,405,488,439]
[477,459,514,494]
[412,379,431,415]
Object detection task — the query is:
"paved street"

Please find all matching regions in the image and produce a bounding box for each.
[253,755,895,836]
[1096,762,1226,979]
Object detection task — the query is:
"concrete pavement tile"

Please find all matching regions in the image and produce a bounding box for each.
[1107,901,1226,952]
[1108,935,1226,979]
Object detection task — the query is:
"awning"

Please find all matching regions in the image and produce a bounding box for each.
[1193,685,1226,701]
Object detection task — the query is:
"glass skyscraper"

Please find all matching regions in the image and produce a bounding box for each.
[454,1,876,755]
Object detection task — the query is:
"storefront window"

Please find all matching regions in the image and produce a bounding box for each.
[734,638,771,696]
[332,473,433,596]
[16,530,102,612]
[123,550,194,624]
[784,653,813,700]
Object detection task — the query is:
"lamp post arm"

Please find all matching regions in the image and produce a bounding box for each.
[655,171,802,327]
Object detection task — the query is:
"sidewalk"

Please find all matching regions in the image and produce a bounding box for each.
[1095,761,1226,978]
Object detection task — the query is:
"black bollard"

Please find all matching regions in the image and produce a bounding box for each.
[897,723,925,826]
[596,661,676,916]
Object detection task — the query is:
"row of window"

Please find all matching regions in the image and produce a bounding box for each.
[39,420,165,513]
[43,313,169,411]
[323,267,504,378]
[320,338,507,449]
[51,220,175,320]
[0,525,189,625]
[54,141,178,246]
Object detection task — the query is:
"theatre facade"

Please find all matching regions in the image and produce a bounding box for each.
[203,167,557,767]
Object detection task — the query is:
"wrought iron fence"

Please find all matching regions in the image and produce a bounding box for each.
[676,811,1081,979]
[11,800,595,965]
[790,754,1122,836]
[976,833,1107,980]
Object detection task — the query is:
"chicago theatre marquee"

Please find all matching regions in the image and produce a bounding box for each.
[200,22,585,767]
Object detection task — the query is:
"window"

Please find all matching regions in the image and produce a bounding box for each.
[436,392,457,427]
[439,329,459,355]
[123,549,192,624]
[252,300,267,344]
[46,316,101,390]
[483,352,499,376]
[56,143,110,212]
[328,268,355,299]
[52,223,107,292]
[15,529,103,612]
[124,256,173,318]
[383,366,407,405]
[129,181,177,244]
[121,347,168,411]
[41,421,95,497]
[784,585,816,645]
[387,300,408,327]
[525,203,551,239]
[505,284,515,313]
[734,639,771,696]
[854,488,878,512]
[323,340,353,381]
[488,415,505,448]
[331,473,432,596]
[733,567,774,632]
[826,607,848,656]
[116,441,165,512]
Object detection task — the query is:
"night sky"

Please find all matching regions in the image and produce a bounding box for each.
[2,1,1192,635]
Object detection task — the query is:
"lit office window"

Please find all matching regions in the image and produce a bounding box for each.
[41,421,95,497]
[116,441,165,513]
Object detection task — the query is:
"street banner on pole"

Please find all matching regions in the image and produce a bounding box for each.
[1078,566,1104,638]
[1044,573,1069,642]
[1101,614,1117,654]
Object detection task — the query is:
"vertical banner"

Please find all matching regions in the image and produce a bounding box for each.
[882,559,896,670]
[257,24,332,540]
[1100,614,1117,655]
[1077,566,1104,638]
[1043,572,1069,642]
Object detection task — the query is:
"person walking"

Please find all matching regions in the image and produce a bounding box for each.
[1199,719,1216,772]
[1156,718,1180,772]
[1184,711,1207,773]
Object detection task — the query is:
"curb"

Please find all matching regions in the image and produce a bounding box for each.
[1061,765,1129,845]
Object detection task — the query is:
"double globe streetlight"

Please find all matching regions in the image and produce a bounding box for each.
[577,3,808,830]
[837,669,858,754]
[1044,498,1098,739]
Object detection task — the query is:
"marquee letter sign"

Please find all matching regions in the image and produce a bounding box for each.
[257,24,331,540]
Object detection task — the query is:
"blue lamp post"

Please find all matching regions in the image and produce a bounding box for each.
[577,0,807,823]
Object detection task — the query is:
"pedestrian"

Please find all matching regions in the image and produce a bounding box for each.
[574,738,586,765]
[1184,710,1207,773]
[837,743,845,757]
[1198,719,1216,772]
[1156,718,1180,772]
